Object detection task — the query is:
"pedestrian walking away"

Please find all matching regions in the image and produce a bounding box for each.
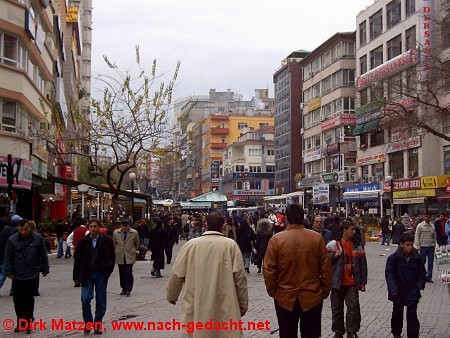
[413,213,436,283]
[264,204,332,338]
[149,218,167,278]
[327,219,368,338]
[73,219,115,335]
[167,211,248,338]
[3,219,49,334]
[113,218,140,296]
[385,232,427,338]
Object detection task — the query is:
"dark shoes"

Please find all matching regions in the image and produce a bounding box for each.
[151,268,156,277]
[393,335,401,338]
[94,329,103,335]
[332,334,343,338]
[257,269,261,273]
[245,268,250,274]
[347,333,358,338]
[426,278,434,283]
[74,283,81,287]
[65,253,72,259]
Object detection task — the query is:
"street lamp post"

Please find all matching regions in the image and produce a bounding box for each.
[129,172,136,221]
[386,174,394,222]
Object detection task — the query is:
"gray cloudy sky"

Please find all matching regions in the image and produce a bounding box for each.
[91,0,374,101]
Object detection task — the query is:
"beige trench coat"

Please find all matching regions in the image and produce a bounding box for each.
[112,228,140,265]
[167,231,248,338]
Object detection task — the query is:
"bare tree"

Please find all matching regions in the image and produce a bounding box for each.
[35,46,181,217]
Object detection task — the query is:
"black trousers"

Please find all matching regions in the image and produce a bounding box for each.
[275,298,323,338]
[164,241,175,264]
[12,278,38,324]
[118,264,134,293]
[391,302,420,338]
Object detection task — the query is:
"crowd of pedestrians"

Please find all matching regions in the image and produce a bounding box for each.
[0,205,449,337]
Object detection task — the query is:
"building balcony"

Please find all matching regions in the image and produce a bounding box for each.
[210,127,229,134]
[210,142,227,149]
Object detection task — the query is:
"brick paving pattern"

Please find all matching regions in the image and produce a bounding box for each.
[0,241,449,337]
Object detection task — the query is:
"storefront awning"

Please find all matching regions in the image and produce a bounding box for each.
[353,119,380,136]
[393,197,425,204]
[437,193,450,200]
[343,190,380,201]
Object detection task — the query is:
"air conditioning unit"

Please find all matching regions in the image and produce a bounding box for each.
[344,166,357,174]
[300,128,304,135]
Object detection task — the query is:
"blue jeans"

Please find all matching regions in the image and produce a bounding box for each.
[81,271,108,326]
[0,264,7,289]
[57,237,64,258]
[419,246,435,279]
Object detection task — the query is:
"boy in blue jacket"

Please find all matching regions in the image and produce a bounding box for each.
[385,232,427,338]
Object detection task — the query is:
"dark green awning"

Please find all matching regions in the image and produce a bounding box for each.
[362,119,380,133]
[353,124,364,136]
[353,119,380,135]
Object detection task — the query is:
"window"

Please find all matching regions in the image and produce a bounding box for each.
[387,74,402,100]
[370,129,384,147]
[341,41,355,57]
[406,66,417,91]
[405,26,416,51]
[312,83,321,98]
[387,35,402,60]
[360,55,367,75]
[237,122,248,129]
[312,57,321,73]
[408,149,419,177]
[265,165,275,172]
[445,111,450,134]
[359,21,367,47]
[370,45,383,69]
[322,76,332,94]
[249,166,261,173]
[406,0,416,17]
[323,50,332,67]
[323,102,333,119]
[1,99,18,133]
[1,33,19,67]
[443,18,450,49]
[249,149,262,156]
[235,165,245,172]
[359,88,368,106]
[267,149,274,156]
[343,69,356,86]
[369,10,382,40]
[389,151,404,179]
[221,136,226,143]
[387,0,401,28]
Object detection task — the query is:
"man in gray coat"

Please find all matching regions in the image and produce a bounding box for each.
[4,219,49,333]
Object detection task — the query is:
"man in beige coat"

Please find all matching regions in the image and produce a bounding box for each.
[167,211,248,338]
[112,219,140,296]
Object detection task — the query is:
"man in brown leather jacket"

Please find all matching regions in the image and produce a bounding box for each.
[263,204,332,338]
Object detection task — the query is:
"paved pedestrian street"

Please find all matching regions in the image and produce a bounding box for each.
[0,241,449,337]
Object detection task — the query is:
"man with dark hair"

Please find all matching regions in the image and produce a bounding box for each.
[414,213,436,283]
[74,219,115,335]
[385,232,427,338]
[327,220,367,338]
[264,204,332,338]
[3,219,49,333]
[167,211,248,337]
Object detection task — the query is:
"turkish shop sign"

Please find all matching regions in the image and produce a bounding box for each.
[0,156,32,190]
[313,184,329,204]
[356,49,419,90]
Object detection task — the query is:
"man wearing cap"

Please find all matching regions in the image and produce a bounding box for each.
[0,214,20,291]
[112,219,140,296]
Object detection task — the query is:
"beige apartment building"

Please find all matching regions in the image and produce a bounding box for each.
[300,32,357,211]
[355,0,450,216]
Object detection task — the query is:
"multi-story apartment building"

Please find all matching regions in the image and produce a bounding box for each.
[0,1,90,220]
[221,126,275,205]
[174,89,274,198]
[273,50,309,195]
[299,33,357,211]
[354,0,450,216]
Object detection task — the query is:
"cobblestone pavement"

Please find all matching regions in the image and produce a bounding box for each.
[0,241,449,337]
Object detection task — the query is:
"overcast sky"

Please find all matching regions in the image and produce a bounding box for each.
[91,0,374,102]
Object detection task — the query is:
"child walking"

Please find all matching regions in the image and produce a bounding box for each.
[385,232,427,338]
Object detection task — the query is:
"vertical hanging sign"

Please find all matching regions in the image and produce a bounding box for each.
[419,0,433,82]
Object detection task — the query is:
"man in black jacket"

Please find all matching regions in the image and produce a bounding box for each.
[73,219,115,335]
[3,219,49,333]
[0,214,19,291]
